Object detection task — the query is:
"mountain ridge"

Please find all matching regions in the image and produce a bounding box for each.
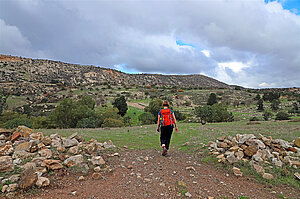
[0,54,232,89]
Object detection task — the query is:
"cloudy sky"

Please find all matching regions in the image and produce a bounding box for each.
[0,0,299,88]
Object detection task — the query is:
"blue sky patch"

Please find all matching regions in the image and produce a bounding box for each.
[265,0,300,14]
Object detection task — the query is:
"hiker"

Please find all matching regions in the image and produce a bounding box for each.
[157,101,178,156]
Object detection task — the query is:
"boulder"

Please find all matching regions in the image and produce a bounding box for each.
[291,161,300,167]
[85,142,98,154]
[253,151,263,162]
[15,142,31,152]
[43,159,63,170]
[244,145,258,157]
[237,134,255,144]
[68,146,79,154]
[229,146,240,152]
[63,155,84,167]
[30,132,44,140]
[294,138,300,148]
[12,151,35,160]
[36,177,50,188]
[57,145,66,152]
[226,153,238,164]
[217,136,226,141]
[253,164,265,174]
[91,156,105,166]
[38,149,52,159]
[0,143,14,156]
[19,168,38,189]
[274,139,291,149]
[51,139,62,148]
[14,126,34,138]
[235,151,244,160]
[62,138,78,148]
[10,132,22,142]
[262,173,274,180]
[0,156,14,172]
[253,139,265,149]
[233,167,243,177]
[217,142,228,148]
[41,136,52,146]
[7,183,18,192]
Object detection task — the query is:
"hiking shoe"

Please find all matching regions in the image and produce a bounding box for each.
[162,148,168,156]
[164,153,170,157]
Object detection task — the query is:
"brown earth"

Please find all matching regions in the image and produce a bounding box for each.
[14,149,299,199]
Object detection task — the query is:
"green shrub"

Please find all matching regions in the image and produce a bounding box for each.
[76,117,96,128]
[4,118,32,129]
[102,118,124,127]
[138,112,155,125]
[195,104,233,124]
[275,112,290,120]
[263,110,273,121]
[173,110,186,121]
[144,99,163,118]
[249,116,261,121]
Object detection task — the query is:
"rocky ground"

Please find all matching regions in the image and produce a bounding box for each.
[26,149,299,199]
[1,126,299,199]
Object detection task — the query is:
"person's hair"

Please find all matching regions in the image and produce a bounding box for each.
[162,101,170,107]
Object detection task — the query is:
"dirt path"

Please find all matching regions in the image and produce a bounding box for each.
[127,102,147,110]
[23,149,298,199]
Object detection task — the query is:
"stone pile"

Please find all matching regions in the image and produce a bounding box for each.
[0,126,115,197]
[207,134,300,179]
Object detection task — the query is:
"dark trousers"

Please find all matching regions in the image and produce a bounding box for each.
[160,125,173,150]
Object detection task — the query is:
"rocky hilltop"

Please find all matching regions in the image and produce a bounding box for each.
[0,55,231,88]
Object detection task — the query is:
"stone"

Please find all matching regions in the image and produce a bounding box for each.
[185,192,192,197]
[0,156,14,172]
[253,139,265,149]
[227,153,238,164]
[13,158,22,165]
[38,149,52,159]
[57,145,66,152]
[41,136,52,146]
[36,177,50,188]
[244,145,258,157]
[287,147,298,152]
[19,168,38,189]
[14,126,34,138]
[237,134,255,144]
[85,142,98,154]
[291,161,300,167]
[127,165,133,169]
[272,159,283,167]
[30,132,43,140]
[235,151,244,160]
[0,143,14,156]
[37,143,45,149]
[253,164,265,174]
[216,154,224,159]
[91,156,105,166]
[30,142,39,153]
[50,133,61,139]
[51,139,62,148]
[253,151,263,162]
[21,162,36,170]
[103,140,115,149]
[43,159,63,170]
[94,166,101,172]
[7,183,18,192]
[10,132,22,142]
[294,138,300,147]
[274,139,291,149]
[78,176,85,181]
[229,146,240,152]
[15,142,31,152]
[64,155,84,167]
[233,167,243,177]
[182,142,190,146]
[92,172,101,180]
[9,174,20,183]
[217,142,228,148]
[262,173,274,180]
[217,136,226,141]
[294,172,300,180]
[12,151,35,160]
[2,185,8,193]
[186,166,196,171]
[62,138,78,148]
[69,146,79,154]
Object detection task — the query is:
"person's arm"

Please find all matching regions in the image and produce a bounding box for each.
[172,113,178,132]
[157,115,161,132]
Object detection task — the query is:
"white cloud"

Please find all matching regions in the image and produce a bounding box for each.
[201,50,210,57]
[0,0,299,88]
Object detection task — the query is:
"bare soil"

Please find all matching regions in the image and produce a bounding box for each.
[18,149,299,199]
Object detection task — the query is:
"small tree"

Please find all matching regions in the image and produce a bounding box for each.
[254,94,261,101]
[271,99,280,111]
[257,99,264,111]
[138,112,155,125]
[195,106,212,125]
[289,102,299,114]
[263,110,273,121]
[144,99,163,118]
[275,111,290,120]
[207,93,217,105]
[0,89,8,115]
[112,96,128,116]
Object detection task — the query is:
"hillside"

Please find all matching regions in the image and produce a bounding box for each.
[0,54,232,88]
